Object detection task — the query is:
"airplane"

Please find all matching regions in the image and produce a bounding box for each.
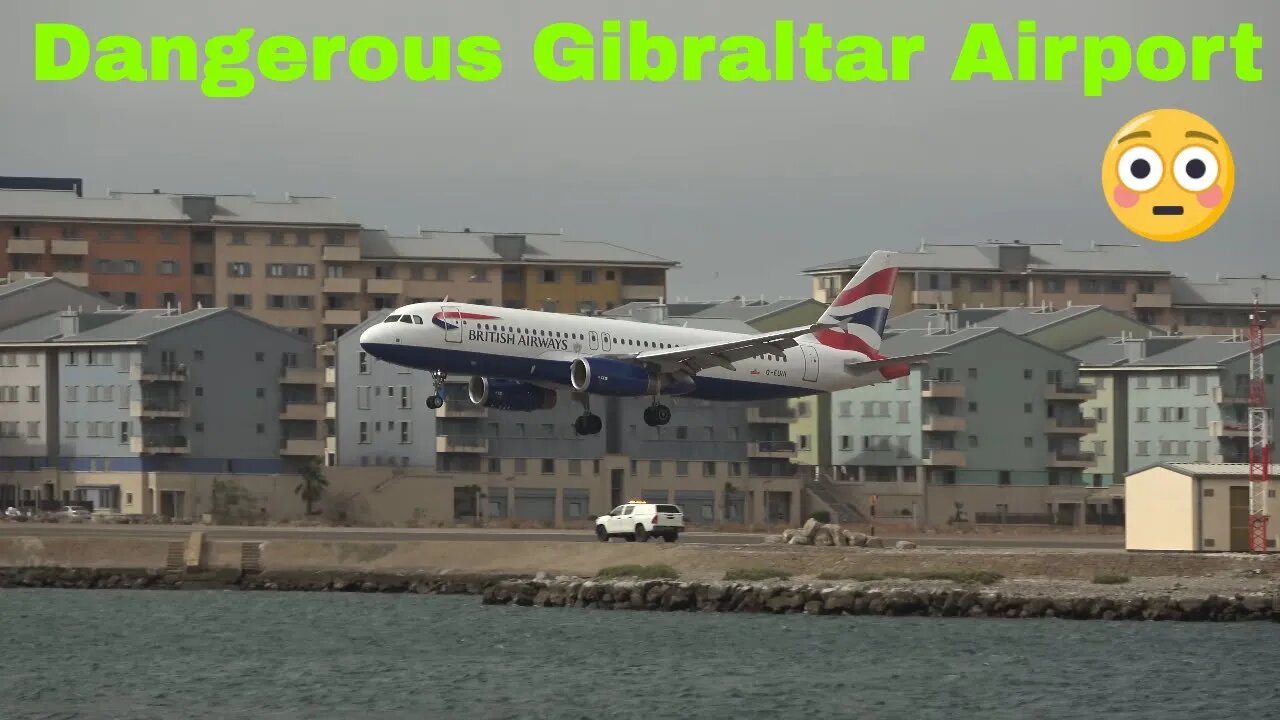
[357,250,946,435]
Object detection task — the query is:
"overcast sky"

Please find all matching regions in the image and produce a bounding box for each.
[3,0,1275,300]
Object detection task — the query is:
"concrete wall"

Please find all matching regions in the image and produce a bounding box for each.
[0,461,804,528]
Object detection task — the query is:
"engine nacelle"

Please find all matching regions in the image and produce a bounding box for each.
[569,357,696,397]
[467,377,558,412]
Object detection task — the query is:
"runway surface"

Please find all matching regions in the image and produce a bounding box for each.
[0,522,1125,549]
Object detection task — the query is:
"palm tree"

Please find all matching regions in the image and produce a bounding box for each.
[296,457,328,515]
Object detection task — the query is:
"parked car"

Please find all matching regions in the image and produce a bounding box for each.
[57,506,92,522]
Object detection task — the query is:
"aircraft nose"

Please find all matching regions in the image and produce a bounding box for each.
[359,324,386,356]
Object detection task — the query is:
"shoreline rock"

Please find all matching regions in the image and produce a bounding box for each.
[1,566,1277,622]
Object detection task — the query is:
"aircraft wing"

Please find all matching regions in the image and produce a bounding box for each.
[844,352,949,372]
[630,323,835,374]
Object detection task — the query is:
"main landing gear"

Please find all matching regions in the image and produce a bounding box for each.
[643,401,671,427]
[573,393,603,436]
[426,370,446,409]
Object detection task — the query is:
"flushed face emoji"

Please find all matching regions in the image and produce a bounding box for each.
[1101,108,1235,242]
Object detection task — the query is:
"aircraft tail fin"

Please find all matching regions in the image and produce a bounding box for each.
[810,250,897,357]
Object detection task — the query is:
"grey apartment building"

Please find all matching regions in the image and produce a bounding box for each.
[0,304,319,510]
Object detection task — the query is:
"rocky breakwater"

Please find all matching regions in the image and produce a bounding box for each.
[482,577,1280,622]
[0,566,519,594]
[764,518,914,550]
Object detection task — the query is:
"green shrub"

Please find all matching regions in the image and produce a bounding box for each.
[1092,573,1130,584]
[595,564,680,580]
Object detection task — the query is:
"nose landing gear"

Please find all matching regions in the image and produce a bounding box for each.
[426,370,447,409]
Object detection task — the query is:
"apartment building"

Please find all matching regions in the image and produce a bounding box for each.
[817,323,1099,525]
[1168,275,1280,334]
[350,229,678,315]
[803,241,1173,319]
[0,187,363,342]
[1071,333,1280,488]
[0,305,319,513]
[790,304,1155,484]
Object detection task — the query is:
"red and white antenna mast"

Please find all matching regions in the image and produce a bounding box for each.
[1247,292,1271,552]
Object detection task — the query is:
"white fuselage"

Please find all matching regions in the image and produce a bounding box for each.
[358,301,881,402]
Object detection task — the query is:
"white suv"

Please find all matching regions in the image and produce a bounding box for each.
[595,500,684,543]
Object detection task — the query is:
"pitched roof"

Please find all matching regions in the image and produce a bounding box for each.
[886,305,1105,335]
[876,326,1003,355]
[1128,462,1280,478]
[0,189,360,226]
[0,276,57,297]
[1170,275,1280,307]
[0,307,249,344]
[358,229,677,267]
[1071,333,1280,368]
[803,242,1169,275]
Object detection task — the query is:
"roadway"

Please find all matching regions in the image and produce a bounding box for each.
[0,522,1125,549]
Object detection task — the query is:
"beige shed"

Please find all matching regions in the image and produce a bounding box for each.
[1125,462,1280,552]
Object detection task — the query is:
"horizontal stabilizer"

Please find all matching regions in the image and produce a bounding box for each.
[844,352,948,372]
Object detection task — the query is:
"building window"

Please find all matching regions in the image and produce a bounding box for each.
[399,421,410,444]
[359,422,369,443]
[542,269,558,282]
[158,260,179,275]
[578,269,595,283]
[358,352,369,374]
[227,262,251,277]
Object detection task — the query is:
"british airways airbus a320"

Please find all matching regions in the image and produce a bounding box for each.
[358,250,945,436]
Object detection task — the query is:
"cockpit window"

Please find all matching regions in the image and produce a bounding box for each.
[412,315,423,324]
[385,315,401,323]
[400,315,413,324]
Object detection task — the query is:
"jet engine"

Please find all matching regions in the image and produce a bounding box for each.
[467,377,558,412]
[569,357,695,397]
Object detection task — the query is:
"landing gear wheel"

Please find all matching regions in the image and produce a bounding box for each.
[643,404,671,427]
[595,525,609,542]
[635,524,649,542]
[427,370,448,410]
[574,413,603,436]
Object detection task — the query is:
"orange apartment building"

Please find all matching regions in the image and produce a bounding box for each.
[802,240,1280,333]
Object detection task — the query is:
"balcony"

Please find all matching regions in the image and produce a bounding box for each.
[279,401,325,421]
[280,367,324,385]
[437,401,488,418]
[7,271,45,282]
[1213,386,1250,405]
[747,406,798,423]
[436,435,489,453]
[621,284,666,302]
[921,448,966,467]
[748,440,797,458]
[1133,292,1171,308]
[129,400,189,418]
[922,415,966,432]
[1210,420,1251,438]
[130,435,189,454]
[52,271,88,286]
[912,289,953,306]
[1047,450,1096,468]
[1047,417,1098,434]
[1045,381,1096,401]
[322,245,360,262]
[280,438,325,456]
[323,309,362,326]
[921,379,965,398]
[322,277,361,294]
[130,364,187,382]
[50,238,89,255]
[324,367,336,385]
[6,237,44,254]
[366,278,403,295]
